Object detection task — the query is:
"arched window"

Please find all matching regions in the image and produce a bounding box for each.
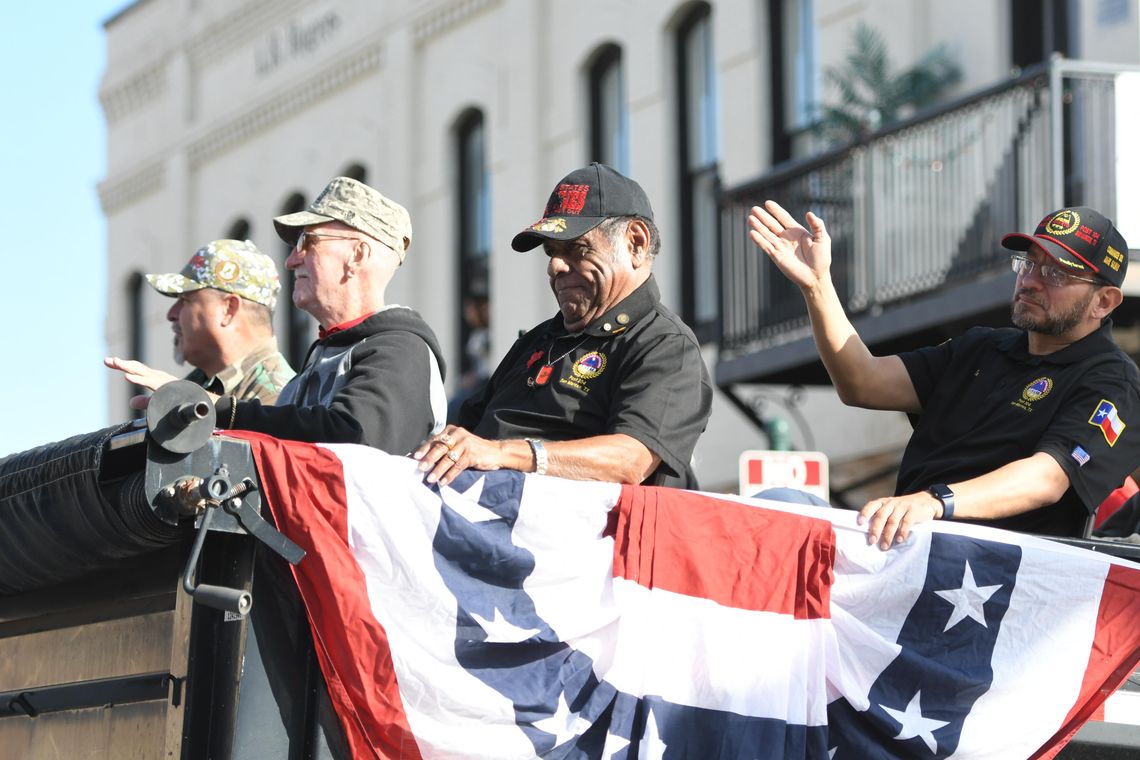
[588,44,629,173]
[455,110,491,385]
[225,216,252,241]
[278,192,313,367]
[341,162,368,183]
[676,2,720,339]
[126,270,147,416]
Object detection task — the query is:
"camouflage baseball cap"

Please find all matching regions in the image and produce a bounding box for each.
[273,176,413,262]
[146,239,281,310]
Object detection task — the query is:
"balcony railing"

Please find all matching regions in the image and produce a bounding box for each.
[719,59,1135,358]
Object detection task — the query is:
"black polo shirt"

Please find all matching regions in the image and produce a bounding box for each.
[896,320,1140,536]
[458,277,713,489]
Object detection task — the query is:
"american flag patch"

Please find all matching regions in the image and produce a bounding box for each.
[1071,445,1091,466]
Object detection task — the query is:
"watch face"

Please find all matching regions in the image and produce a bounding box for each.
[929,484,953,502]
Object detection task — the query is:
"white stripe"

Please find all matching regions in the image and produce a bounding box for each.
[599,580,834,725]
[509,477,833,725]
[331,447,539,760]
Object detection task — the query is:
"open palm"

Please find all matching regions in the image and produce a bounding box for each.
[747,201,832,290]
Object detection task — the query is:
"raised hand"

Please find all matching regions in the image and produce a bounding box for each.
[747,200,832,291]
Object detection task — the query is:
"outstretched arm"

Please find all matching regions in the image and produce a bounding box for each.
[104,356,180,392]
[748,201,919,412]
[104,356,212,410]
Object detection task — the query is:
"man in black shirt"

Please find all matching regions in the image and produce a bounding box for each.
[415,163,713,489]
[750,202,1139,548]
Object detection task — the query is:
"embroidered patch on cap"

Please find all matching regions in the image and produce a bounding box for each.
[214,259,241,282]
[530,218,568,233]
[1046,209,1081,236]
[550,184,589,215]
[1071,445,1091,467]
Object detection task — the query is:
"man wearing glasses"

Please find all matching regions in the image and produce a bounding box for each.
[749,203,1138,549]
[109,176,447,455]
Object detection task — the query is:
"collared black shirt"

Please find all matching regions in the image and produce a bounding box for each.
[897,320,1140,536]
[459,277,713,489]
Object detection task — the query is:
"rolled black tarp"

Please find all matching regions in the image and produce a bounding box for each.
[0,423,184,595]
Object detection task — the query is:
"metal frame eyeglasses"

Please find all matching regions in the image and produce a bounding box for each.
[1009,254,1102,288]
[293,231,361,252]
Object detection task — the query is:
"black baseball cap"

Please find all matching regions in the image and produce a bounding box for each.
[1002,207,1130,287]
[511,162,655,252]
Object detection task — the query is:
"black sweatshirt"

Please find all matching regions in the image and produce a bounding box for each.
[215,306,447,455]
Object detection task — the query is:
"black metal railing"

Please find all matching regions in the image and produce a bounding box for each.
[719,59,1134,356]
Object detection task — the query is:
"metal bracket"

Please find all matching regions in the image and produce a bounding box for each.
[221,480,305,565]
[0,672,181,719]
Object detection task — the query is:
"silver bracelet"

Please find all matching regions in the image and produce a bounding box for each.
[525,438,548,476]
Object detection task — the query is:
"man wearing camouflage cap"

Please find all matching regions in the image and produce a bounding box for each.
[105,239,294,404]
[109,176,446,454]
[107,178,446,760]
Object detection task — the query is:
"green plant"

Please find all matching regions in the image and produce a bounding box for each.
[817,23,962,145]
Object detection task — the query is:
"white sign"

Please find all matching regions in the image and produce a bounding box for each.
[739,450,829,502]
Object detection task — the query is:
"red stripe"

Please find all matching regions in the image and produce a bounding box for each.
[236,432,423,760]
[612,485,835,619]
[1030,563,1140,759]
[1101,418,1120,445]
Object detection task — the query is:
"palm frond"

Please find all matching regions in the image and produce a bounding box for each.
[815,23,961,146]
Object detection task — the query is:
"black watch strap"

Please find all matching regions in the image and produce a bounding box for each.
[928,484,955,520]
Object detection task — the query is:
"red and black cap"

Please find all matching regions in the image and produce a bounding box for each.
[1001,207,1130,287]
[511,162,655,252]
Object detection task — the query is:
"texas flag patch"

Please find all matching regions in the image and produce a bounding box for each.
[1089,400,1126,446]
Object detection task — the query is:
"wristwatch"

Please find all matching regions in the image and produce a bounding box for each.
[525,438,548,476]
[927,483,955,520]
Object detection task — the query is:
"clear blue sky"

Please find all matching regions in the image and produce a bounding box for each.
[1,3,127,457]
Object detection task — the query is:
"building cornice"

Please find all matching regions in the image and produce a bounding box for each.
[186,38,384,169]
[101,33,386,209]
[100,0,312,124]
[100,59,170,125]
[412,0,502,46]
[185,0,310,68]
[98,159,165,214]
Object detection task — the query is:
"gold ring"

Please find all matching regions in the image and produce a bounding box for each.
[448,450,460,462]
[438,437,454,450]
